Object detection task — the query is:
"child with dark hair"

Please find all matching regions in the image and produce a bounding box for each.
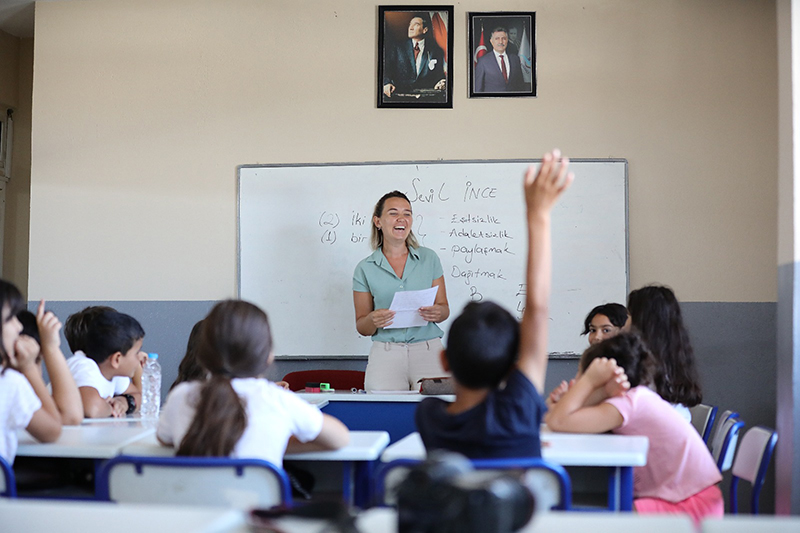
[547,302,629,407]
[0,281,64,463]
[627,285,702,422]
[546,332,723,524]
[170,319,290,393]
[157,300,349,465]
[169,320,207,392]
[66,309,146,418]
[415,150,573,458]
[582,302,628,345]
[63,305,116,354]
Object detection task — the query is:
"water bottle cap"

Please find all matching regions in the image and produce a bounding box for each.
[148,353,159,360]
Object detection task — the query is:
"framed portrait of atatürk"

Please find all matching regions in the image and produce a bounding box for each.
[469,12,536,98]
[378,6,454,108]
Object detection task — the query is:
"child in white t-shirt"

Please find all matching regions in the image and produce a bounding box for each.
[546,332,723,525]
[65,310,146,418]
[157,300,349,467]
[0,280,63,464]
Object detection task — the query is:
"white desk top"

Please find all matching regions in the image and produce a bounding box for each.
[0,499,246,533]
[381,431,649,467]
[286,430,390,461]
[122,430,391,462]
[296,392,455,403]
[16,425,155,459]
[702,516,800,533]
[355,508,694,533]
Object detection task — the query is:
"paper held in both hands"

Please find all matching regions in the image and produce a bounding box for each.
[384,286,439,329]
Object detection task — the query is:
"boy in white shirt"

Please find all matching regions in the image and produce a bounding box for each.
[66,310,146,418]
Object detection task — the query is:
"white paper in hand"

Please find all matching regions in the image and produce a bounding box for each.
[385,286,439,329]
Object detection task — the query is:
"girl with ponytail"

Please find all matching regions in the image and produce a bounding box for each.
[157,300,349,465]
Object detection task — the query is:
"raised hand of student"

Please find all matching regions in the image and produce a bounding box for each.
[524,149,574,217]
[36,299,62,354]
[33,300,83,424]
[517,150,574,393]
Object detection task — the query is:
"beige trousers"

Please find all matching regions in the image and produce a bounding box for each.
[364,338,447,391]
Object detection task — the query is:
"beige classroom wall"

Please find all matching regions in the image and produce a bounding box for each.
[28,0,778,302]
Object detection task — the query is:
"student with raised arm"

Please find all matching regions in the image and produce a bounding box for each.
[0,280,62,464]
[17,302,83,425]
[415,150,573,458]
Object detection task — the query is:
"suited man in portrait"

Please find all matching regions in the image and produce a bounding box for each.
[383,13,446,100]
[474,27,525,93]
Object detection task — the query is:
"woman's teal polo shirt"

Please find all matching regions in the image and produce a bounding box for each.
[353,246,445,344]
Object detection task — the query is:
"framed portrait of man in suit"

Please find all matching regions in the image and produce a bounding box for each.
[469,12,536,98]
[378,6,454,108]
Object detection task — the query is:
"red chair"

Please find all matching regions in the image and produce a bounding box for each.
[282,370,365,392]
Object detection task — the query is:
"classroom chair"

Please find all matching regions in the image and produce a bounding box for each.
[729,426,778,514]
[97,455,292,509]
[376,457,572,511]
[282,370,365,392]
[705,409,738,453]
[689,404,718,444]
[710,415,745,472]
[0,456,16,497]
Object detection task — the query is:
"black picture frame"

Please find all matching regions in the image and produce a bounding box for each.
[378,6,454,109]
[469,12,536,98]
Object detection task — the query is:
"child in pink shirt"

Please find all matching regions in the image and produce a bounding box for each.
[546,332,723,524]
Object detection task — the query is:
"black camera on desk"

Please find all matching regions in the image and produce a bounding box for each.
[396,452,535,533]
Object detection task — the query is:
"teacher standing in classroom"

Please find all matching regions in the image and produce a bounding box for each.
[353,191,450,391]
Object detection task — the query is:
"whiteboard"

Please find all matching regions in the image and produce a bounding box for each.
[238,159,628,358]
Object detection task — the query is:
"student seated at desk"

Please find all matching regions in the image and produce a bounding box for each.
[17,306,83,425]
[414,150,573,458]
[547,302,628,408]
[66,310,146,418]
[157,300,349,466]
[0,280,63,463]
[545,333,722,524]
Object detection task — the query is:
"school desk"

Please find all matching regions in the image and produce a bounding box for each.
[0,499,247,533]
[295,392,454,443]
[120,430,391,508]
[702,515,800,533]
[16,423,155,459]
[379,431,649,512]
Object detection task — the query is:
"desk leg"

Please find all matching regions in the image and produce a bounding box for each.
[341,461,354,507]
[606,467,621,511]
[94,459,107,500]
[607,466,634,512]
[353,460,375,509]
[619,466,633,512]
[339,461,376,509]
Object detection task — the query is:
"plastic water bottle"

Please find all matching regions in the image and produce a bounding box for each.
[141,353,161,418]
